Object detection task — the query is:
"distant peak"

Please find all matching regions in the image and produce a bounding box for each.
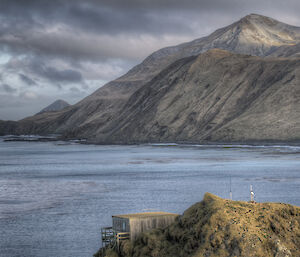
[36,99,70,115]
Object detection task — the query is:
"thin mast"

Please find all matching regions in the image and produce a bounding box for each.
[229,176,232,200]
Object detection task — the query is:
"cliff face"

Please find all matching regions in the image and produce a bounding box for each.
[97,193,300,257]
[1,14,300,142]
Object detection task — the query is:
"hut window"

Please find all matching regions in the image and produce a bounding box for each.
[122,221,126,231]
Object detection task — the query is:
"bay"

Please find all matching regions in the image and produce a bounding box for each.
[0,139,300,257]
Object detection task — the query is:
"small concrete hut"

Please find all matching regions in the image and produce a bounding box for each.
[112,212,179,241]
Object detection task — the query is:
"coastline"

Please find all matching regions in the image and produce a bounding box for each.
[2,134,300,147]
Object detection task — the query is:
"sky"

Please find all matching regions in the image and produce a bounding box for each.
[0,0,300,120]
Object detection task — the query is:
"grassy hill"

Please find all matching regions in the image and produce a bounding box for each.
[96,193,300,257]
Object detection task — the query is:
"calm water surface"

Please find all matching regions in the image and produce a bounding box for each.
[0,139,300,257]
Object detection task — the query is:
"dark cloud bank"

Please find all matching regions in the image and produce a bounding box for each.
[0,0,299,120]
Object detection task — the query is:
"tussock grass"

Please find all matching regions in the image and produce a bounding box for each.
[96,193,300,257]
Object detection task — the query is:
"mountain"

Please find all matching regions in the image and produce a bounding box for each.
[36,99,70,115]
[86,49,300,143]
[1,14,300,142]
[124,13,300,82]
[96,193,300,257]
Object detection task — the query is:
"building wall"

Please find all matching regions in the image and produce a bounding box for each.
[112,217,130,232]
[129,215,178,241]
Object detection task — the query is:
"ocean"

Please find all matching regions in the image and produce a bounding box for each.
[0,139,300,257]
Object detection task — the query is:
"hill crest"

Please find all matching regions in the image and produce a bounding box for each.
[96,193,300,257]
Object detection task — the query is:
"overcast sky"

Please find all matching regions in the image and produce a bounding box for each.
[0,0,299,120]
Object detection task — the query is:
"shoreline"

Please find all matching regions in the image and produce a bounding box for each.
[1,135,300,148]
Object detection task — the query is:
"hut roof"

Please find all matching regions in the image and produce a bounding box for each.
[112,212,179,219]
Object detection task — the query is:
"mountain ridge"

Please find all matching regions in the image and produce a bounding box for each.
[0,14,299,142]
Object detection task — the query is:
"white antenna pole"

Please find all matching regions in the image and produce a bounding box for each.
[250,185,254,202]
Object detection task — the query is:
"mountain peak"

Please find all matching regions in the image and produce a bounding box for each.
[238,13,280,26]
[128,14,300,82]
[224,13,300,54]
[242,13,271,20]
[36,99,70,115]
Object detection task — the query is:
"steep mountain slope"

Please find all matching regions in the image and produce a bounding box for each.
[1,14,300,141]
[97,193,300,257]
[36,99,70,115]
[76,49,299,143]
[269,43,300,58]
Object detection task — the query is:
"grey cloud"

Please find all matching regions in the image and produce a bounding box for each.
[69,86,80,93]
[65,4,196,35]
[2,0,300,14]
[69,86,88,98]
[1,84,17,93]
[19,74,37,86]
[56,83,62,90]
[1,0,299,63]
[6,57,83,83]
[39,67,83,83]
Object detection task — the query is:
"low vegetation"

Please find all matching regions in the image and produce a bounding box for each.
[95,193,300,257]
